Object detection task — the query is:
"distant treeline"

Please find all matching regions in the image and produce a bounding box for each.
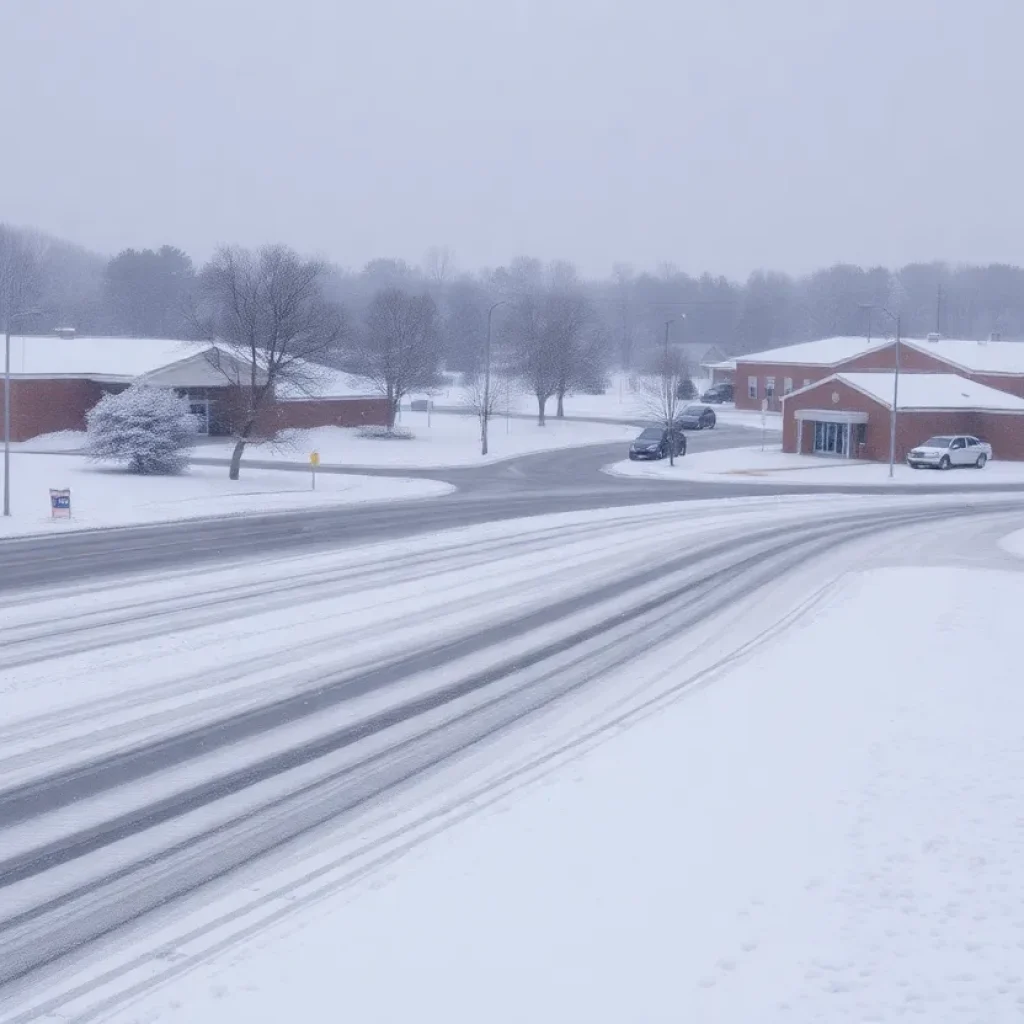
[3,226,1023,372]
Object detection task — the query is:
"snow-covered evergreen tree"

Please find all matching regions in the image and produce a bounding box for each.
[86,385,198,474]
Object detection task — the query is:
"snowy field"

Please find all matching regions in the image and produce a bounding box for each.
[244,414,637,468]
[17,415,640,470]
[424,371,779,431]
[5,494,1024,1023]
[608,443,1024,488]
[0,453,451,538]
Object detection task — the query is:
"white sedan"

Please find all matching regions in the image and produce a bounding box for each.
[907,434,992,470]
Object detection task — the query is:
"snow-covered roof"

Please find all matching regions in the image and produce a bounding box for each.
[738,334,1024,375]
[4,335,377,399]
[901,337,1024,376]
[797,372,1024,412]
[735,336,888,367]
[276,364,380,401]
[4,336,217,380]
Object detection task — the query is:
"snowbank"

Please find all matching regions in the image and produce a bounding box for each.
[0,453,451,538]
[607,443,1024,488]
[91,562,1024,1023]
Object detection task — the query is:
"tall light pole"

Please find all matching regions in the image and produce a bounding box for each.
[481,300,507,456]
[4,311,40,517]
[860,303,901,478]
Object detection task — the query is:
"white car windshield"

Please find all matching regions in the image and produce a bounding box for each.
[922,436,953,447]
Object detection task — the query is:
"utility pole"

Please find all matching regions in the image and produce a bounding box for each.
[4,310,43,515]
[3,324,11,516]
[481,300,506,456]
[888,314,901,479]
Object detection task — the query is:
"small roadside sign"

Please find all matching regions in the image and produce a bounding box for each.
[50,488,71,519]
[309,451,319,490]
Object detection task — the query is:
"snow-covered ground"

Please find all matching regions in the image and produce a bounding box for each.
[0,453,451,538]
[607,443,1024,487]
[6,495,1024,1023]
[25,506,1022,1024]
[999,527,1024,559]
[425,371,779,431]
[200,415,639,468]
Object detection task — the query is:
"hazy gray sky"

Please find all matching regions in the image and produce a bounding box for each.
[0,0,1020,279]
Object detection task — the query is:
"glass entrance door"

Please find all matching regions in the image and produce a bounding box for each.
[812,421,848,456]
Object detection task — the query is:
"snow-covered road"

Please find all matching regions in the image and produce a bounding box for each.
[1,494,1022,1021]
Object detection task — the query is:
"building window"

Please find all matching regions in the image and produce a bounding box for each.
[855,423,866,447]
[783,377,793,394]
[765,376,776,397]
[747,376,757,400]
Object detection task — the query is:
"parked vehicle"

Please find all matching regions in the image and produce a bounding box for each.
[700,382,734,404]
[675,404,717,430]
[907,435,992,470]
[628,426,687,461]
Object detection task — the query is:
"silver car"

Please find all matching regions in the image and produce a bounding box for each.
[907,434,992,470]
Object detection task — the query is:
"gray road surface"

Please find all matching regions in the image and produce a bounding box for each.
[1,496,1022,1016]
[4,424,1022,594]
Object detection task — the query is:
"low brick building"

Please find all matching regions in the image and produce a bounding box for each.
[734,334,1024,411]
[0,335,389,442]
[781,372,1024,462]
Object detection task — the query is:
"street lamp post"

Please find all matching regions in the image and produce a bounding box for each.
[887,312,902,479]
[860,303,901,478]
[4,311,40,517]
[481,300,506,457]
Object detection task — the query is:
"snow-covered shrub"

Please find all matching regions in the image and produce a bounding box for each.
[357,424,414,440]
[86,385,199,474]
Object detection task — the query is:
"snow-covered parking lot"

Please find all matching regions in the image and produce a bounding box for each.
[0,453,451,538]
[608,443,1024,487]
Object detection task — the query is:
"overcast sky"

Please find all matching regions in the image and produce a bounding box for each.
[0,0,1019,280]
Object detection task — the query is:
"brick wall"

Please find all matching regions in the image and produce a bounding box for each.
[973,412,1024,460]
[276,397,390,430]
[779,379,1024,461]
[733,362,827,410]
[0,378,105,442]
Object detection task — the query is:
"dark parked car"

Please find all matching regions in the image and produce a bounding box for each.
[701,383,734,404]
[675,404,716,430]
[628,426,687,461]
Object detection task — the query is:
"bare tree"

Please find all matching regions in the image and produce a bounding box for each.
[502,284,557,426]
[423,246,455,287]
[549,294,597,417]
[350,287,443,428]
[197,244,344,479]
[637,344,687,466]
[462,369,501,454]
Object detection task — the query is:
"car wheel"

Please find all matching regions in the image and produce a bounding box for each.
[629,453,637,461]
[939,455,951,470]
[976,453,987,469]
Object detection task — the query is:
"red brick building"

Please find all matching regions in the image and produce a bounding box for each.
[781,372,1024,462]
[0,335,389,442]
[734,335,1024,411]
